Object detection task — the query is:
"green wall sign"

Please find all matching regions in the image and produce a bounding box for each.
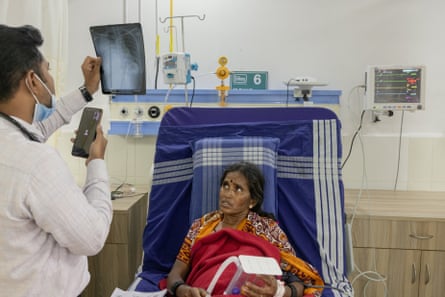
[230,71,268,90]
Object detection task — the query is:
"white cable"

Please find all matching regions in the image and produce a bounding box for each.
[273,280,285,297]
[349,132,368,226]
[346,84,366,123]
[207,256,240,295]
[348,131,388,297]
[109,112,134,194]
[164,84,175,104]
[393,110,405,191]
[138,0,141,23]
[184,84,189,106]
[345,84,368,225]
[346,84,388,297]
[195,71,216,77]
[155,0,159,39]
[351,263,388,297]
[121,117,133,188]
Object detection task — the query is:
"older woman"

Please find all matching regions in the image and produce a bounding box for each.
[166,162,324,297]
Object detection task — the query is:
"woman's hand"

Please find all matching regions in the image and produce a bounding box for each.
[176,284,208,297]
[241,275,278,297]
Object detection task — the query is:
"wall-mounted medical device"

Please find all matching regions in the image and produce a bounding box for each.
[162,52,194,84]
[285,77,328,101]
[365,65,426,111]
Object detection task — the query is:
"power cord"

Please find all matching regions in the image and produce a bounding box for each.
[164,84,175,105]
[342,84,367,170]
[285,78,299,107]
[341,109,366,169]
[295,281,353,296]
[348,133,369,226]
[393,110,405,190]
[189,76,196,107]
[346,85,366,117]
[109,118,136,200]
[351,263,388,297]
[154,56,160,89]
[343,84,388,296]
[344,127,387,297]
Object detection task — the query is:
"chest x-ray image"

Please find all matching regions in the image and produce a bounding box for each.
[90,23,146,95]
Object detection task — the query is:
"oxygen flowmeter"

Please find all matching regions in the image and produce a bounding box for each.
[216,56,230,106]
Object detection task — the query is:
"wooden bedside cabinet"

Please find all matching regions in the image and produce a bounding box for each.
[345,190,445,297]
[81,192,148,297]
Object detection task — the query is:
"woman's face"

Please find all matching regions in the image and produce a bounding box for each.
[219,171,256,217]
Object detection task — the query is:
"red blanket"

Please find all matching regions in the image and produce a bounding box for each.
[187,229,281,295]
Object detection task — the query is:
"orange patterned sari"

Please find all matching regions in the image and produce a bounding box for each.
[176,211,324,296]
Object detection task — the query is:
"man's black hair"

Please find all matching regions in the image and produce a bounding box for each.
[0,24,44,102]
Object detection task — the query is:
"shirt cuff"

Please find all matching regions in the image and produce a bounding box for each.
[86,159,109,183]
[58,89,89,120]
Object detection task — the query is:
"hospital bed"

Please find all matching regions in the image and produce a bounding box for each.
[132,106,353,297]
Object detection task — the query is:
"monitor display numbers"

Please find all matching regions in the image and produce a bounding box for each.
[365,65,425,111]
[374,68,422,104]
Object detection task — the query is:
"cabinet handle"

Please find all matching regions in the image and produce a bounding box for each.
[411,263,417,284]
[425,264,431,285]
[409,234,434,240]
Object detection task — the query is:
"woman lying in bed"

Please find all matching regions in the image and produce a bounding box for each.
[166,162,324,297]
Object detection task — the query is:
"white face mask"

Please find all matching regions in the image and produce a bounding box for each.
[25,74,56,122]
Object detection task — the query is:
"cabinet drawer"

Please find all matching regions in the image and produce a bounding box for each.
[352,218,445,250]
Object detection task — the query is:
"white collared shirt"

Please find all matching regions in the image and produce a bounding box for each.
[0,90,112,297]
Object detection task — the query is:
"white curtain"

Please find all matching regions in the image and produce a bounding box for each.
[1,0,69,146]
[0,0,69,94]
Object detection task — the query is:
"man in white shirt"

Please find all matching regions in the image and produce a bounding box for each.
[0,25,112,296]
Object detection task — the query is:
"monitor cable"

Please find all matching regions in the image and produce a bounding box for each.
[344,109,387,297]
[285,78,298,107]
[109,119,141,200]
[189,76,196,107]
[341,109,365,169]
[393,110,405,191]
[154,56,160,89]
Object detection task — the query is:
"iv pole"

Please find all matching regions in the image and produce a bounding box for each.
[160,14,205,106]
[159,14,206,53]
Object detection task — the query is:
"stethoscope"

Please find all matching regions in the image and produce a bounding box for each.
[0,112,40,142]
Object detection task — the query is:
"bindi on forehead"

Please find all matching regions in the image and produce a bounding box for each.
[224,171,248,184]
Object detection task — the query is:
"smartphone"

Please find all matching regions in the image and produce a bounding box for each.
[71,107,103,158]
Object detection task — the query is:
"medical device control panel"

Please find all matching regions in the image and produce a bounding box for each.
[162,52,192,84]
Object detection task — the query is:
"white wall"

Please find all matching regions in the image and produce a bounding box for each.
[60,0,445,191]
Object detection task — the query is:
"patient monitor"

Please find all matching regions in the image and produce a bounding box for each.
[365,65,426,111]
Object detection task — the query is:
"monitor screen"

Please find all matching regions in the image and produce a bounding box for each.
[365,65,425,111]
[90,23,146,95]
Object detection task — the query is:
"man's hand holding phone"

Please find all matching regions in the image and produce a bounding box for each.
[86,124,107,165]
[71,107,107,163]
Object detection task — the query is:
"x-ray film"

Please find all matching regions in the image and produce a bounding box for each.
[90,23,146,95]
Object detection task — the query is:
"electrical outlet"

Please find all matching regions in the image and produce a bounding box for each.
[134,106,144,117]
[120,107,129,117]
[293,88,312,99]
[148,106,161,118]
[110,103,166,121]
